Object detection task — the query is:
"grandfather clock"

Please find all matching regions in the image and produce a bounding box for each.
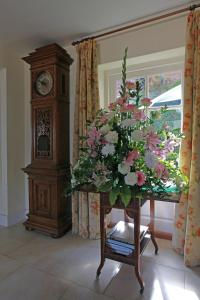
[23,43,73,237]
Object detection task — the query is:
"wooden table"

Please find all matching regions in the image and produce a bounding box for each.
[96,191,180,294]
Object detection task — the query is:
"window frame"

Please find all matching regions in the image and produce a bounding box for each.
[98,47,185,110]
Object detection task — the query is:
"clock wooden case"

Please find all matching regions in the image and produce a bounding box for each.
[23,43,73,237]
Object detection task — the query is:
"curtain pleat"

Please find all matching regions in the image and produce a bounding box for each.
[172,11,200,267]
[72,40,100,239]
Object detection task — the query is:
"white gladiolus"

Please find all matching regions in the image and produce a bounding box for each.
[131,130,144,141]
[120,118,136,128]
[124,172,137,186]
[105,131,118,144]
[144,150,157,169]
[101,144,115,156]
[118,162,130,175]
[99,124,111,135]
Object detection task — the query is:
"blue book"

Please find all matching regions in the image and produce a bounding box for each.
[106,241,133,255]
[106,239,135,250]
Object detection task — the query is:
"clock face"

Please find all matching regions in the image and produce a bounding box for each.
[35,71,53,96]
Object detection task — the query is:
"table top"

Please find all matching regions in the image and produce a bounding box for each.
[78,184,181,204]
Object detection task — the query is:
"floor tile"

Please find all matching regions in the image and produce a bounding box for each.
[60,281,114,300]
[143,238,186,271]
[105,259,185,300]
[32,244,121,293]
[185,267,200,300]
[6,237,60,264]
[0,254,22,282]
[0,265,68,300]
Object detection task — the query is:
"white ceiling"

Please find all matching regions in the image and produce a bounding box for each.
[0,0,194,47]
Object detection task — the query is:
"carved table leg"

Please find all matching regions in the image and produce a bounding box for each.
[96,203,105,277]
[133,201,145,293]
[149,199,159,255]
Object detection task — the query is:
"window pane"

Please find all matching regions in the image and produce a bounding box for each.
[148,71,182,101]
[116,77,146,98]
[151,109,182,131]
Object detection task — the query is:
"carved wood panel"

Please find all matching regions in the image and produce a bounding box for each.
[33,181,52,217]
[35,107,53,159]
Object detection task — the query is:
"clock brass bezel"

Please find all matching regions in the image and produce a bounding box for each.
[35,71,53,96]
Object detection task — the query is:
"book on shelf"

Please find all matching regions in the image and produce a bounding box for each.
[106,239,133,256]
[107,221,148,245]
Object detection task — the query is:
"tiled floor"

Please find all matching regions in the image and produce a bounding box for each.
[0,224,199,300]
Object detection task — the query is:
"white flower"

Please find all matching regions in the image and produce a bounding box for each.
[121,118,136,128]
[118,162,130,175]
[144,150,157,169]
[101,144,115,156]
[99,124,111,135]
[71,176,77,186]
[131,130,144,141]
[124,172,137,186]
[105,131,118,144]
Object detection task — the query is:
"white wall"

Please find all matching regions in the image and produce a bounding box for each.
[65,14,187,233]
[0,47,28,226]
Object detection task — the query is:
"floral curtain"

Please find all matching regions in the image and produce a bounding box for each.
[172,10,200,267]
[72,39,100,239]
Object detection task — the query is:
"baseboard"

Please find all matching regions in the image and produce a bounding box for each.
[7,212,26,226]
[154,230,172,240]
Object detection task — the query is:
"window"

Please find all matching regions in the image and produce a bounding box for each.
[99,48,184,132]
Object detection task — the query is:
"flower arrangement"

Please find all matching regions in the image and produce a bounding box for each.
[70,48,187,206]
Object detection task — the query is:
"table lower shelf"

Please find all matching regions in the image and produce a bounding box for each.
[104,234,151,265]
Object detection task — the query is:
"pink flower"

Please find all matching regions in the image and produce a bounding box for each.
[145,131,161,151]
[155,162,169,179]
[120,103,136,113]
[88,127,101,140]
[136,171,146,186]
[116,97,126,106]
[154,148,166,159]
[164,139,177,153]
[126,81,136,90]
[99,115,108,125]
[141,97,152,106]
[87,138,95,147]
[134,110,146,121]
[127,104,136,111]
[125,150,139,166]
[90,151,97,158]
[108,102,117,110]
[101,139,108,145]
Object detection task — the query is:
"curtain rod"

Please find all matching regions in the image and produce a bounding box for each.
[72,3,200,46]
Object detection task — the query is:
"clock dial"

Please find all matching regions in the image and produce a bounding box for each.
[35,71,53,96]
